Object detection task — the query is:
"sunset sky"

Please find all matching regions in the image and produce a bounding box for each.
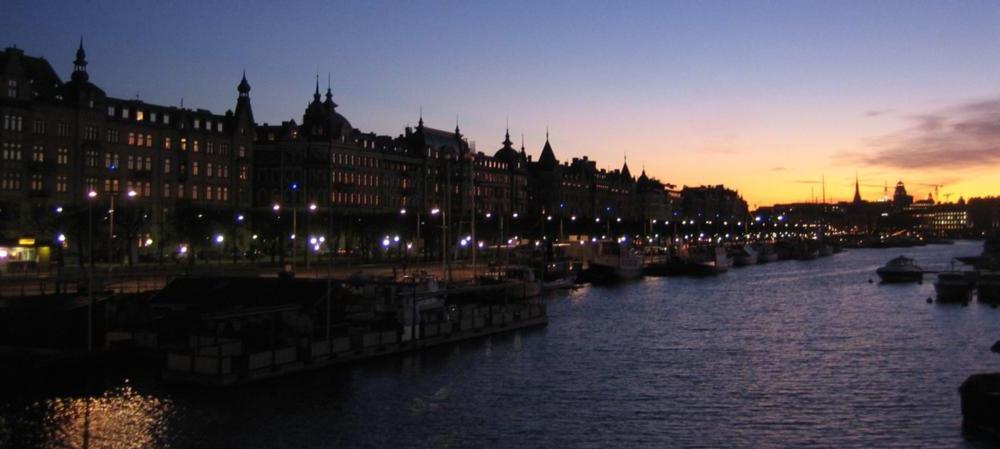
[4,1,1000,208]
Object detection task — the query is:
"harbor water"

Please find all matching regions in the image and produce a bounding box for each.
[3,240,1000,448]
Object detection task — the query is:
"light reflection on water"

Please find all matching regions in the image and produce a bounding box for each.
[3,241,1000,448]
[4,382,173,449]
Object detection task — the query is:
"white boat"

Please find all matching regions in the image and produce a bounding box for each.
[935,271,973,302]
[589,241,644,282]
[875,256,924,283]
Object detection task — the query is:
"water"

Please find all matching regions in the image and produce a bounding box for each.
[2,241,999,448]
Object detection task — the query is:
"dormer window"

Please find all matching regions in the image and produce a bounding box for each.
[121,108,129,119]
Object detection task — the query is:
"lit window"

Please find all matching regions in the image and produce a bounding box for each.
[136,110,144,122]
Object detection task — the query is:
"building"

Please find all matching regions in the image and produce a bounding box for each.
[0,43,253,268]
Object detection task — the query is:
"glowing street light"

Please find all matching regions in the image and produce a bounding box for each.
[127,190,137,198]
[272,204,281,212]
[430,208,440,215]
[88,191,98,199]
[309,203,317,211]
[215,234,225,244]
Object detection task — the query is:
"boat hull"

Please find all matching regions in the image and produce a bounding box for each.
[589,262,644,283]
[876,269,923,283]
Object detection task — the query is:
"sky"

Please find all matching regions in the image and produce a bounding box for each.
[4,0,1000,208]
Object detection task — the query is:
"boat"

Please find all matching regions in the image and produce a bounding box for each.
[589,241,644,283]
[960,373,1000,438]
[976,271,1000,303]
[875,256,924,283]
[480,265,542,299]
[732,245,758,267]
[818,244,833,257]
[540,259,576,290]
[934,271,973,302]
[754,244,779,263]
[688,245,731,276]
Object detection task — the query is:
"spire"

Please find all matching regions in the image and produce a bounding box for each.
[71,36,89,82]
[853,173,862,204]
[323,73,337,108]
[520,133,525,152]
[502,123,512,147]
[237,70,251,96]
[538,130,557,170]
[312,74,320,102]
[622,155,632,178]
[455,115,460,136]
[418,106,424,129]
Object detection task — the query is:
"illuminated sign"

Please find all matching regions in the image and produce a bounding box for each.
[17,238,35,246]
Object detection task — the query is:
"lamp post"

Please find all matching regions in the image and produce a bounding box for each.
[306,203,317,270]
[86,191,97,352]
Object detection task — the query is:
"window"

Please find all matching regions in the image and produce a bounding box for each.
[191,184,198,199]
[239,166,248,181]
[32,145,44,162]
[85,176,98,192]
[86,151,98,167]
[7,79,16,97]
[33,120,45,135]
[127,155,135,170]
[84,126,98,142]
[180,138,187,151]
[163,183,171,198]
[107,129,120,144]
[136,110,144,122]
[56,175,67,193]
[163,114,170,125]
[192,140,199,152]
[177,183,184,198]
[192,161,199,176]
[207,163,213,177]
[144,157,152,171]
[121,108,129,119]
[57,148,69,165]
[206,185,213,200]
[1,173,20,190]
[145,134,153,148]
[150,112,157,123]
[193,118,200,129]
[164,137,172,149]
[143,182,151,197]
[216,122,223,132]
[56,122,70,137]
[30,174,42,191]
[238,145,245,158]
[104,152,119,170]
[104,178,119,193]
[163,158,171,173]
[2,143,22,160]
[220,143,230,156]
[107,105,115,117]
[2,114,23,131]
[129,133,137,146]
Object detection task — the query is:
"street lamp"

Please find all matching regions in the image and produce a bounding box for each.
[85,190,97,352]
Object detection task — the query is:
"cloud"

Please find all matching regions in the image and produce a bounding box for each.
[770,166,788,172]
[847,96,1000,170]
[864,109,893,117]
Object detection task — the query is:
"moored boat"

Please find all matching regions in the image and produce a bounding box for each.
[732,245,758,267]
[976,271,1000,303]
[934,271,973,302]
[875,256,924,283]
[589,241,644,283]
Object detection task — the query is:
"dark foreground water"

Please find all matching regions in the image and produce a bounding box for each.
[3,241,1000,449]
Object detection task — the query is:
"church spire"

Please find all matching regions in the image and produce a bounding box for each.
[71,36,89,82]
[237,70,251,97]
[323,73,337,108]
[312,74,320,102]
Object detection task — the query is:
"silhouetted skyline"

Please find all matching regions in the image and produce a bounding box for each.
[5,0,1000,206]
